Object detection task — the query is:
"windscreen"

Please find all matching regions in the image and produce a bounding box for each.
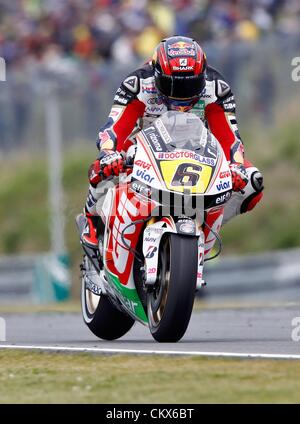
[153,111,214,154]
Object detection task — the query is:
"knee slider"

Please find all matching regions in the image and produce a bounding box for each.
[250,170,264,193]
[240,169,264,214]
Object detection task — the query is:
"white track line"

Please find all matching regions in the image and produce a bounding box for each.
[0,344,300,359]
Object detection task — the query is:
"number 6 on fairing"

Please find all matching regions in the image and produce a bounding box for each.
[171,163,202,186]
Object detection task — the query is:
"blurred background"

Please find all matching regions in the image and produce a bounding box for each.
[0,0,300,304]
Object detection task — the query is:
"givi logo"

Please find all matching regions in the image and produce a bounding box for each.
[219,170,231,179]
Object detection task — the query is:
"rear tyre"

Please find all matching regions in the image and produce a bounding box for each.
[147,234,198,342]
[81,256,134,340]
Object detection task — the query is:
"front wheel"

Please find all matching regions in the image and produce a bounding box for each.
[81,255,135,340]
[147,234,198,342]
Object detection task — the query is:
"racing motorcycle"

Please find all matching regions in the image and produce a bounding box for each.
[76,111,232,342]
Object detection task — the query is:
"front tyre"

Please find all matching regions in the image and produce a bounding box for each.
[81,256,134,340]
[147,234,198,343]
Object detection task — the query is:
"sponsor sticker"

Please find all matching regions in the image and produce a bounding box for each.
[114,95,128,105]
[123,75,138,93]
[135,169,154,184]
[169,41,194,49]
[191,100,205,119]
[109,106,123,119]
[146,105,164,114]
[155,119,172,144]
[145,236,156,243]
[168,48,195,57]
[201,89,212,99]
[144,127,164,152]
[215,191,231,204]
[145,246,158,259]
[85,280,101,295]
[157,150,216,166]
[172,65,194,72]
[98,129,115,150]
[135,160,151,170]
[219,170,231,179]
[171,57,194,72]
[131,181,152,197]
[223,102,235,111]
[147,97,164,105]
[100,151,119,165]
[217,79,230,97]
[216,181,231,191]
[142,84,156,93]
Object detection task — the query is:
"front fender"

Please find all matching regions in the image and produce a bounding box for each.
[143,217,205,287]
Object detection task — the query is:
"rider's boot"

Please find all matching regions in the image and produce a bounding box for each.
[223,162,263,225]
[81,209,99,249]
[81,183,102,249]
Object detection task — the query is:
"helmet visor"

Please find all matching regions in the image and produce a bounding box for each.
[161,96,199,112]
[155,72,205,99]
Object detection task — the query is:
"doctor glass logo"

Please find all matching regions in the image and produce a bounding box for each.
[0,57,6,81]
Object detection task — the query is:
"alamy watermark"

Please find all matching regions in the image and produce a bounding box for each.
[94,175,206,221]
[0,57,6,81]
[291,317,300,342]
[291,57,300,82]
[0,317,6,341]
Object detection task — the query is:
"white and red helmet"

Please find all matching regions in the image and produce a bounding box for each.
[153,36,207,109]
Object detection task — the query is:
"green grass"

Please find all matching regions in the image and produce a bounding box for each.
[0,299,299,314]
[0,301,81,314]
[0,351,299,403]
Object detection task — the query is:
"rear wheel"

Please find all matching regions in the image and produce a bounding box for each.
[81,255,134,340]
[147,234,198,342]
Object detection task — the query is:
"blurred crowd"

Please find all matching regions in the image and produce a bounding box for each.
[0,0,300,152]
[0,0,300,69]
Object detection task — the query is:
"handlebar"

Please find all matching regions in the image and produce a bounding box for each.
[124,155,135,168]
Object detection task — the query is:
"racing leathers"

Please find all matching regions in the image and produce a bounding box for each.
[82,62,264,248]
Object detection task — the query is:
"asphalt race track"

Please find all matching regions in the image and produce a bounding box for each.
[0,305,300,358]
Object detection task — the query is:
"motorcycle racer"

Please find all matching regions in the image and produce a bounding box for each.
[81,35,264,248]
